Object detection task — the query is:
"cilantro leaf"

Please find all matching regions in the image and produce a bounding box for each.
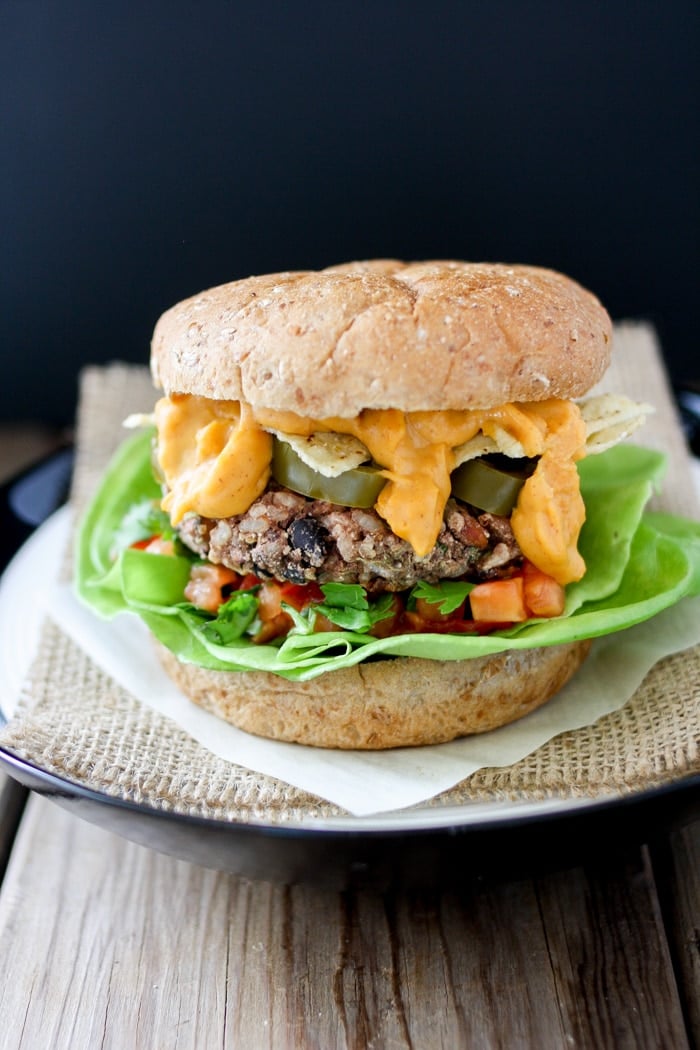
[313,585,395,633]
[197,590,259,645]
[409,579,475,614]
[318,583,368,610]
[112,498,175,552]
[280,602,315,634]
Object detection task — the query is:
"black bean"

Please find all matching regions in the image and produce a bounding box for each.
[288,517,329,566]
[282,563,309,584]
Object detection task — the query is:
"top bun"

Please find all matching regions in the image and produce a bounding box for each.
[151,260,612,417]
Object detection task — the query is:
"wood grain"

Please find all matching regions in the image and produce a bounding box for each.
[535,848,690,1049]
[0,796,693,1050]
[651,824,700,1045]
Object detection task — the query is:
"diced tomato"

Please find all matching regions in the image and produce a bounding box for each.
[254,579,335,639]
[402,611,468,633]
[402,609,506,634]
[368,594,405,638]
[130,533,170,550]
[522,561,566,618]
[278,581,325,610]
[130,533,174,554]
[256,580,285,621]
[238,573,263,591]
[131,535,157,550]
[255,579,324,618]
[414,596,466,622]
[144,536,175,556]
[253,581,294,642]
[255,579,326,635]
[311,611,343,634]
[469,577,528,623]
[184,564,241,613]
[253,612,293,644]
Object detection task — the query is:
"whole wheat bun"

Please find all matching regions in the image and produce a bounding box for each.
[156,640,591,749]
[151,260,612,417]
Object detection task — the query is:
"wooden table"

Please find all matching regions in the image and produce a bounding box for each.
[1,432,699,1050]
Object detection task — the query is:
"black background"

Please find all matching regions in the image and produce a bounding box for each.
[2,2,698,426]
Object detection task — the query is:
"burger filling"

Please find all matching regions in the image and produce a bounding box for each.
[177,486,521,593]
[123,390,650,643]
[154,394,592,583]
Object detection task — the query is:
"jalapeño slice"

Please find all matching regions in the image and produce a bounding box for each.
[272,438,387,508]
[451,454,537,515]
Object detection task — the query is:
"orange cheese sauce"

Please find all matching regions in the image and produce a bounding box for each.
[154,394,588,585]
[155,395,272,524]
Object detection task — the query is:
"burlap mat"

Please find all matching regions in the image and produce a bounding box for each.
[1,323,698,822]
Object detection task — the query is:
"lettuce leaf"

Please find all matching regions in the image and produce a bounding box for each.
[312,583,396,632]
[75,429,700,680]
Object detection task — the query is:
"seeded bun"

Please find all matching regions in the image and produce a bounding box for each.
[151,260,612,418]
[156,640,591,749]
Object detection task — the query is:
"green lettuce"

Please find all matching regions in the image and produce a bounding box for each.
[309,584,396,633]
[75,429,700,681]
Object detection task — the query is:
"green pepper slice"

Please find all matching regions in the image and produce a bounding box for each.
[272,438,387,508]
[451,454,537,515]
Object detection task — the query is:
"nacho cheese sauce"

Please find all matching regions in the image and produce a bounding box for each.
[156,396,272,521]
[154,394,588,585]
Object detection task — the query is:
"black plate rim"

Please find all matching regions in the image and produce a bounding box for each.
[2,736,699,844]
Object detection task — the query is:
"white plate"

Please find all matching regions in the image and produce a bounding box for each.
[0,506,71,721]
[4,508,699,834]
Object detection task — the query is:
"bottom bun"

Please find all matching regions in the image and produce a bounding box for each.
[156,640,592,750]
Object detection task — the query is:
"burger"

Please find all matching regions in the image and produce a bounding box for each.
[76,260,700,749]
